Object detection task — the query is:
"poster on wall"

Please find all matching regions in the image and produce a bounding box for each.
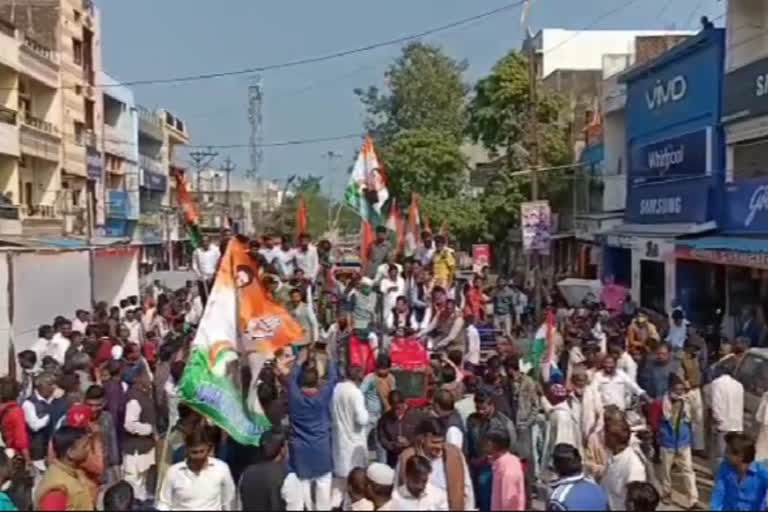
[521,200,551,255]
[472,244,490,273]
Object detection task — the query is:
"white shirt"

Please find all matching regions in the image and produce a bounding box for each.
[711,374,744,433]
[258,247,277,265]
[124,398,153,436]
[394,453,475,510]
[330,380,369,478]
[273,247,296,276]
[666,322,688,350]
[601,446,647,511]
[185,296,204,326]
[22,392,52,433]
[466,325,481,365]
[590,369,645,411]
[31,334,70,366]
[294,245,319,280]
[617,352,638,382]
[446,426,463,451]
[391,484,448,511]
[380,275,406,316]
[72,318,88,334]
[126,319,143,345]
[193,244,221,280]
[156,457,236,511]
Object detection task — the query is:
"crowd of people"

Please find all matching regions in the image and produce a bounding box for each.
[0,227,765,510]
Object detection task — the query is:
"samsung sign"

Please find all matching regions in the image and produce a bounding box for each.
[645,76,687,110]
[626,177,710,224]
[630,128,710,183]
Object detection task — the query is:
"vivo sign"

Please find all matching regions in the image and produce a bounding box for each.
[645,76,687,110]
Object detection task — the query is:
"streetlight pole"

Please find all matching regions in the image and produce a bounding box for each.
[526,32,542,319]
[323,151,342,233]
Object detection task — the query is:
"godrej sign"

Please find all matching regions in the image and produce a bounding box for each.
[722,180,768,233]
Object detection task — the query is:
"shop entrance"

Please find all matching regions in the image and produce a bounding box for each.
[640,260,665,314]
[603,246,632,288]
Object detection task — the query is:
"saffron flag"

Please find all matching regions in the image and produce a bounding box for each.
[296,196,308,240]
[173,172,202,248]
[386,201,405,255]
[360,219,375,268]
[405,194,421,257]
[178,236,304,445]
[345,135,389,226]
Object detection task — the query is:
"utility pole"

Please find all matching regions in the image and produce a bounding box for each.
[323,151,342,232]
[190,147,219,199]
[222,156,235,206]
[526,32,542,318]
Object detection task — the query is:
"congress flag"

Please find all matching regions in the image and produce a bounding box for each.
[178,236,304,445]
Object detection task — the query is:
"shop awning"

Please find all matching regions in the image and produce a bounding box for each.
[676,236,768,253]
[675,236,768,269]
[604,221,717,238]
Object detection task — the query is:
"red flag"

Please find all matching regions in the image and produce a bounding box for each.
[296,196,308,241]
[423,215,431,234]
[386,201,405,255]
[439,220,449,238]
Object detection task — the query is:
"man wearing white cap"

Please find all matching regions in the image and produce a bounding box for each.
[366,463,395,511]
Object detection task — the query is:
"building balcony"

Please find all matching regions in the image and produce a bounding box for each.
[19,114,60,163]
[139,154,164,175]
[20,111,58,136]
[138,106,163,141]
[162,110,190,145]
[18,34,58,89]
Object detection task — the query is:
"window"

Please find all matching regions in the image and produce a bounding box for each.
[72,189,81,207]
[84,99,94,131]
[73,9,81,22]
[75,85,82,96]
[72,38,83,65]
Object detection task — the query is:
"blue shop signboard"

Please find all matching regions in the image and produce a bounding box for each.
[722,180,768,233]
[107,190,128,219]
[105,219,127,237]
[626,177,710,224]
[86,148,102,180]
[623,29,724,186]
[141,169,167,192]
[629,128,710,184]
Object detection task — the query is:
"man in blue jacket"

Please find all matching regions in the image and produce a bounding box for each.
[659,373,698,508]
[287,348,338,511]
[546,443,608,511]
[712,432,768,511]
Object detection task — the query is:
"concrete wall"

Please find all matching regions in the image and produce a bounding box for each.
[93,248,139,307]
[12,250,90,354]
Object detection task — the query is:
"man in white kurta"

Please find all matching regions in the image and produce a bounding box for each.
[330,366,370,507]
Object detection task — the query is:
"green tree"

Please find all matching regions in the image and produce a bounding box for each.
[466,50,571,249]
[269,175,333,238]
[355,42,469,201]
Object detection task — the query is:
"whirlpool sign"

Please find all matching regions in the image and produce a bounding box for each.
[630,128,711,183]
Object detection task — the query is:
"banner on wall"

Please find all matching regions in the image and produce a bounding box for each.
[521,201,551,255]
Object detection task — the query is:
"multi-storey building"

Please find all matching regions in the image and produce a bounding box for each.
[1,0,102,237]
[135,107,189,269]
[100,71,138,239]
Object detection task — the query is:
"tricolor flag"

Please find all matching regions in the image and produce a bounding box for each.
[527,308,561,383]
[178,236,304,445]
[405,194,421,257]
[345,135,389,226]
[173,171,202,248]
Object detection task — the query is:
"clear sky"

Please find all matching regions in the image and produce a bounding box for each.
[98,0,723,195]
